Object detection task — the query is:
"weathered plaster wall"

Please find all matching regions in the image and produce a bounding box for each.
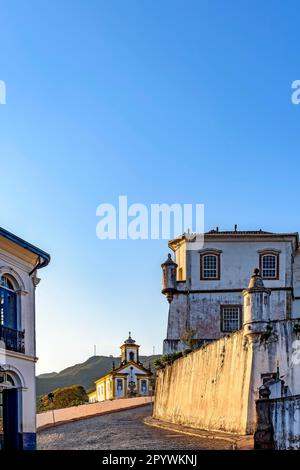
[155,330,254,434]
[165,290,288,354]
[157,319,300,435]
[247,320,300,431]
[255,395,300,449]
[164,254,290,354]
[164,238,297,353]
[270,396,300,449]
[292,250,300,317]
[189,241,292,291]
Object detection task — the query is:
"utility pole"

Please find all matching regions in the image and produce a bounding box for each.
[94,345,96,356]
[48,393,56,426]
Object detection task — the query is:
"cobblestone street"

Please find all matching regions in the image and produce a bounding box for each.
[37,405,232,450]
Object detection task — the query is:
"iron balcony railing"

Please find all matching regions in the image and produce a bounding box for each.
[0,325,25,354]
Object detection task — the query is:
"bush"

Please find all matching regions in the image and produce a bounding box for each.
[153,358,164,369]
[154,352,182,369]
[183,348,192,356]
[37,384,89,413]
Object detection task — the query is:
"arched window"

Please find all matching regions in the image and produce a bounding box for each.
[0,275,17,329]
[129,351,135,362]
[200,252,221,280]
[259,252,279,279]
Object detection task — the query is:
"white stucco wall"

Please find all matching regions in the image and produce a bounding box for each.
[247,320,300,431]
[0,248,38,442]
[119,365,148,385]
[155,330,253,434]
[156,318,300,435]
[188,241,292,291]
[270,396,300,449]
[5,348,36,434]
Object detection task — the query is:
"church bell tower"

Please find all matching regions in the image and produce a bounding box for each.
[120,332,140,364]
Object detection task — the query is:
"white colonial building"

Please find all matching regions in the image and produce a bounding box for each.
[162,228,300,353]
[0,227,50,450]
[88,334,152,403]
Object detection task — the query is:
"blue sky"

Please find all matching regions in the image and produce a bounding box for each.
[0,0,300,373]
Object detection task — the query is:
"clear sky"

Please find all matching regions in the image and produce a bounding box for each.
[0,0,300,373]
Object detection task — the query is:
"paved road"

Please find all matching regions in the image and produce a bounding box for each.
[37,404,232,450]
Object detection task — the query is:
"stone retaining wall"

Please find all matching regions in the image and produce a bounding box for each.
[37,396,152,430]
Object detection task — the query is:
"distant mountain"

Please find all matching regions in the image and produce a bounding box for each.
[36,355,160,397]
[37,372,58,379]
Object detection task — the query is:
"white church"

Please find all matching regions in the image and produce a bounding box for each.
[0,226,50,450]
[88,333,152,403]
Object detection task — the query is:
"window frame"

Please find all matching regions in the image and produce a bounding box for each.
[116,379,123,391]
[0,274,18,330]
[220,304,242,333]
[200,252,221,280]
[140,380,147,393]
[259,251,280,280]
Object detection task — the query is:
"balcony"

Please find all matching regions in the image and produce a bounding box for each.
[0,325,25,354]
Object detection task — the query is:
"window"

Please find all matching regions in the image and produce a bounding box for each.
[259,252,279,279]
[0,275,17,330]
[200,253,220,280]
[221,305,242,332]
[141,380,147,393]
[129,351,135,362]
[117,379,123,391]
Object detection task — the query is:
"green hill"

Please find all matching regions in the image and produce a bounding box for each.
[37,385,89,413]
[36,355,160,397]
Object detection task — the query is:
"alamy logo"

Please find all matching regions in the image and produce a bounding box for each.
[0,80,6,105]
[291,80,300,105]
[96,196,204,249]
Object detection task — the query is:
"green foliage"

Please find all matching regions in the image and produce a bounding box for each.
[259,324,273,345]
[154,351,183,369]
[183,348,192,356]
[293,323,300,334]
[37,384,89,413]
[153,358,164,369]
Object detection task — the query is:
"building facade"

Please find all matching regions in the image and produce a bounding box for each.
[155,237,300,445]
[88,334,152,403]
[0,227,50,450]
[162,229,300,353]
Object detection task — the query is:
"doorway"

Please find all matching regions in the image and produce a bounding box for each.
[0,375,20,450]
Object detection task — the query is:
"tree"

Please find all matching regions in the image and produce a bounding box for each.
[37,384,89,413]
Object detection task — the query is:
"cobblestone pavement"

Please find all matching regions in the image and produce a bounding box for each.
[37,405,232,450]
